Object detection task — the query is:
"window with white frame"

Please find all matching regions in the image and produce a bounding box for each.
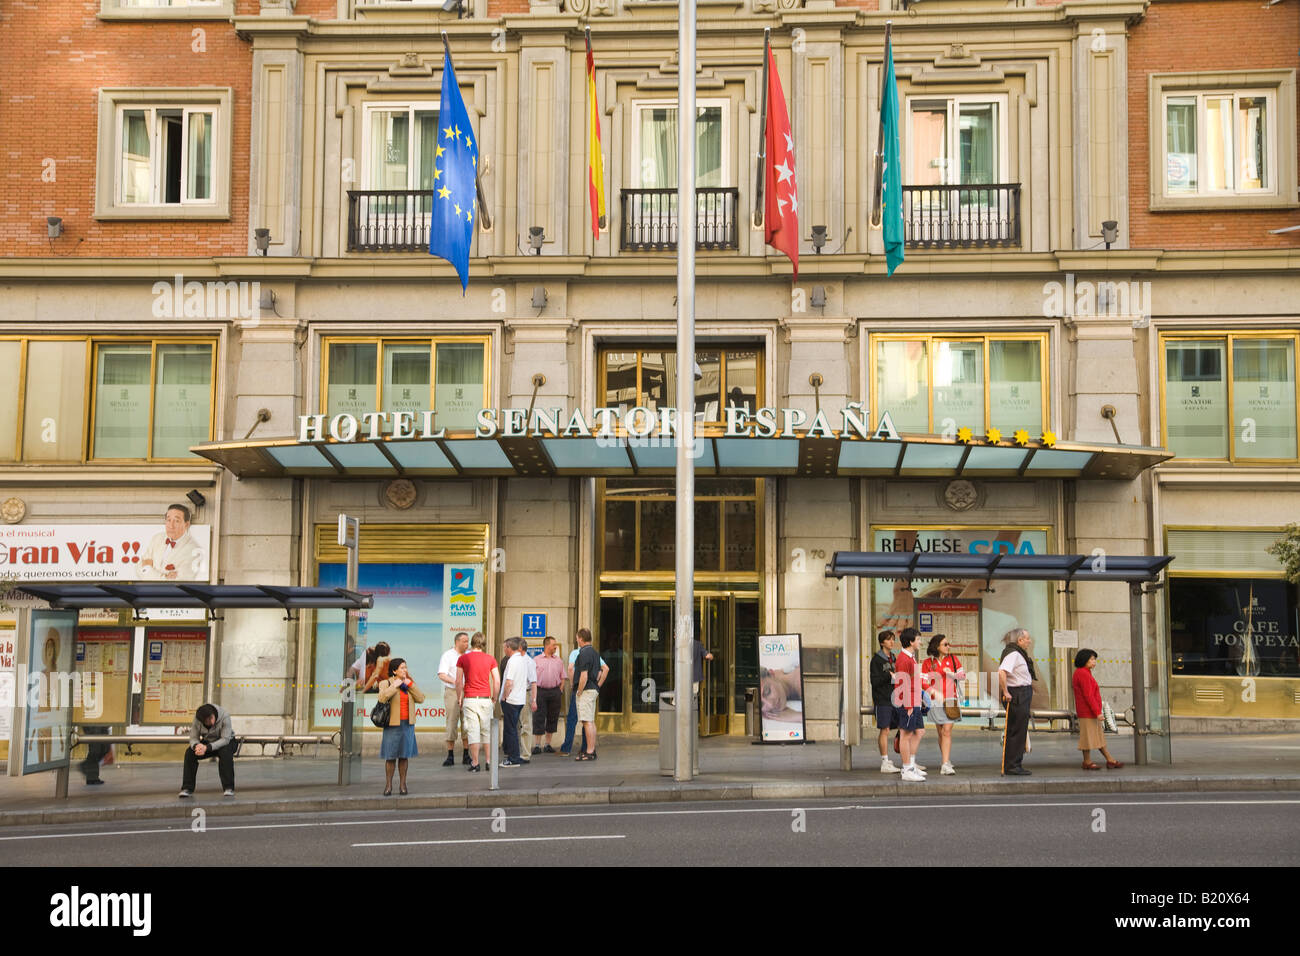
[627,101,732,248]
[1149,71,1298,210]
[100,0,232,18]
[907,96,1007,187]
[95,89,231,219]
[364,104,442,193]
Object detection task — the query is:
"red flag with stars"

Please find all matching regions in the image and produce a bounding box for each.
[763,44,798,280]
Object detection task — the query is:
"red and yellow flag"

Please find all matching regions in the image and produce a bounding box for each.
[586,31,606,239]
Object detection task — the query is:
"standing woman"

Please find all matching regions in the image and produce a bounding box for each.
[1073,649,1122,770]
[922,634,966,775]
[378,658,425,795]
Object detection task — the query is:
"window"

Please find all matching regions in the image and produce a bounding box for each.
[1162,332,1298,462]
[321,337,489,431]
[633,102,727,189]
[601,478,759,573]
[91,341,216,460]
[0,337,215,463]
[599,346,761,426]
[908,97,1005,188]
[95,89,232,219]
[1149,71,1298,210]
[100,0,232,18]
[872,333,1047,435]
[364,104,441,193]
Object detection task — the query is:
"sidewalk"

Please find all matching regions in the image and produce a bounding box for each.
[2,729,1298,827]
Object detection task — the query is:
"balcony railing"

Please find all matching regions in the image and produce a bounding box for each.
[620,187,740,251]
[901,183,1021,249]
[347,190,433,252]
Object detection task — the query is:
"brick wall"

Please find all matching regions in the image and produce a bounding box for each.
[0,1,253,257]
[1128,0,1300,250]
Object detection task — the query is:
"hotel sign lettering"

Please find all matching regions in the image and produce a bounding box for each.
[298,405,901,444]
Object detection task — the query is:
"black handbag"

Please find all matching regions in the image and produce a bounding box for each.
[370,700,391,728]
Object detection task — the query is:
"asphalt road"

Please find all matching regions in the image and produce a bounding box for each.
[2,791,1297,867]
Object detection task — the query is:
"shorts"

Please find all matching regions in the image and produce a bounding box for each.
[577,688,600,724]
[874,704,899,729]
[443,689,464,741]
[897,706,926,732]
[460,697,494,743]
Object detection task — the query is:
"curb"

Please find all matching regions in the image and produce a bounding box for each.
[2,775,1297,828]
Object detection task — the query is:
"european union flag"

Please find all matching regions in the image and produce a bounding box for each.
[430,49,479,291]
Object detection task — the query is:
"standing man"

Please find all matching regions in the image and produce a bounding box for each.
[178,703,236,797]
[532,636,566,754]
[456,631,500,773]
[517,639,538,763]
[499,638,527,768]
[869,630,900,774]
[690,637,714,698]
[572,628,606,762]
[999,627,1036,776]
[893,628,926,783]
[560,639,608,756]
[437,631,471,766]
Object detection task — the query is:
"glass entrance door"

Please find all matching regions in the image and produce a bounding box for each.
[695,596,728,735]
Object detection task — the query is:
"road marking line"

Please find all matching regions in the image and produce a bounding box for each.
[2,797,1295,843]
[352,834,625,848]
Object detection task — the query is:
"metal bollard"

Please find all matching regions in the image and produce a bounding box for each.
[489,715,499,791]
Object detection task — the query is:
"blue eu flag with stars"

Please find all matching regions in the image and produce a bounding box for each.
[430,49,479,291]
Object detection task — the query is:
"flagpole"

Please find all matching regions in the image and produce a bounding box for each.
[674,0,698,783]
[753,28,770,229]
[870,21,891,228]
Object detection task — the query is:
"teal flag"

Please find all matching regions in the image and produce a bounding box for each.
[881,34,904,276]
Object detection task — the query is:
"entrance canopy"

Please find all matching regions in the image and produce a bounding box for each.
[192,432,1172,481]
[15,583,374,611]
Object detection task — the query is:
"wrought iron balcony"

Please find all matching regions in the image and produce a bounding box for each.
[620,187,740,252]
[902,183,1021,249]
[347,190,433,252]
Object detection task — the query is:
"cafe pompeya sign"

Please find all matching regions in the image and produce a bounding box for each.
[298,404,901,443]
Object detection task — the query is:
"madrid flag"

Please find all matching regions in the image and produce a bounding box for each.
[763,44,798,280]
[586,31,606,239]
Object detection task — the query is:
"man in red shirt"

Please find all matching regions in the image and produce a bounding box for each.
[892,628,927,782]
[455,631,500,772]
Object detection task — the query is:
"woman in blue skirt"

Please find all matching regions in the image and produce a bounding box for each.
[378,658,424,795]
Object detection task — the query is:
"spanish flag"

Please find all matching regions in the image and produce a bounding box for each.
[586,29,606,238]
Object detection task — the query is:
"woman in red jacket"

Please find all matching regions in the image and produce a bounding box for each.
[1073,649,1122,770]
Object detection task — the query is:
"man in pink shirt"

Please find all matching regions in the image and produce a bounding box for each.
[532,636,567,754]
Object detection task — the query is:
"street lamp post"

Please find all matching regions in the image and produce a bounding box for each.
[674,0,698,783]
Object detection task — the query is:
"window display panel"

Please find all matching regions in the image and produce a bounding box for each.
[326,343,377,419]
[151,343,212,458]
[725,351,758,413]
[988,339,1042,433]
[604,352,638,412]
[23,340,87,461]
[1170,577,1299,677]
[93,344,152,458]
[1231,337,1296,459]
[603,499,636,571]
[932,340,984,433]
[0,342,19,459]
[876,339,929,433]
[434,341,484,430]
[1164,339,1228,458]
[382,343,430,420]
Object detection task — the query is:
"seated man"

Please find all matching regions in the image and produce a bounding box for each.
[179,703,236,798]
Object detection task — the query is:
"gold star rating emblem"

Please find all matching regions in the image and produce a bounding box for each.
[957,426,974,444]
[986,427,1002,444]
[1013,429,1030,446]
[1040,429,1057,448]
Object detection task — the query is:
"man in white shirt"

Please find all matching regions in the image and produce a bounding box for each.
[437,632,471,767]
[499,637,528,767]
[998,627,1036,776]
[516,639,539,763]
[139,504,206,581]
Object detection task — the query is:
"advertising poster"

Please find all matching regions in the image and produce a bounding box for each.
[74,628,133,725]
[313,562,483,730]
[872,528,1052,709]
[23,609,78,774]
[140,628,208,725]
[0,521,211,582]
[758,633,806,742]
[0,618,15,760]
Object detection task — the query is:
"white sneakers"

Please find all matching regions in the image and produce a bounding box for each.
[941,763,956,775]
[901,767,925,782]
[880,758,902,774]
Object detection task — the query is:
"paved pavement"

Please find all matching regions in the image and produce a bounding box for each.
[2,728,1297,827]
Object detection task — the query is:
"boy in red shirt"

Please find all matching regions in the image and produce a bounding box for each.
[892,628,927,782]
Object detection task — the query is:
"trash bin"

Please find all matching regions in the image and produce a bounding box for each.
[744,687,756,739]
[658,691,700,776]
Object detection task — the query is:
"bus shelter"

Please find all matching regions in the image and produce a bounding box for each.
[826,552,1175,766]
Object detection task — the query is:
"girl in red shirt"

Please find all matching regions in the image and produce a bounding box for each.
[922,635,966,775]
[1073,649,1122,770]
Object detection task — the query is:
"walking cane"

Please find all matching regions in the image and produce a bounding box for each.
[1000,692,1010,776]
